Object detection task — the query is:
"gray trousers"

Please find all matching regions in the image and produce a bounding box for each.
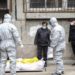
[53,50,64,74]
[0,47,16,75]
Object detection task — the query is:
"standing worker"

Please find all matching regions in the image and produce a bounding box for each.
[68,21,75,65]
[49,17,66,75]
[0,14,24,75]
[34,21,51,67]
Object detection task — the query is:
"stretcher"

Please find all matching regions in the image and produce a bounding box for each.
[5,49,46,72]
[5,58,45,72]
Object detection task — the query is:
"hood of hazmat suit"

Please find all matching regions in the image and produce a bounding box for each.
[3,14,12,23]
[49,17,66,51]
[49,17,58,28]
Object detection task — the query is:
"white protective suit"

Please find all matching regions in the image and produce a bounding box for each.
[0,14,23,75]
[49,17,66,74]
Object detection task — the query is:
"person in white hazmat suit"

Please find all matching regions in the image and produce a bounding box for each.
[49,17,66,75]
[0,14,24,75]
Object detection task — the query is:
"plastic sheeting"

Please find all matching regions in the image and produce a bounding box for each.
[5,58,45,72]
[28,25,41,37]
[47,47,53,59]
[28,25,51,37]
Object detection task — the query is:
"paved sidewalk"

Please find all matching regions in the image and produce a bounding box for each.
[4,59,75,75]
[6,64,75,75]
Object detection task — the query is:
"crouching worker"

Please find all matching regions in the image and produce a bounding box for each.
[34,21,51,67]
[0,14,24,75]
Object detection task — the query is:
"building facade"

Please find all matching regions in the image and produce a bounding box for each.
[0,0,75,59]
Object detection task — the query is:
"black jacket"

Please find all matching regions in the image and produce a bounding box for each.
[69,25,75,42]
[34,27,51,46]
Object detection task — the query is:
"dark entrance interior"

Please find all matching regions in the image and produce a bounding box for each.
[0,0,9,20]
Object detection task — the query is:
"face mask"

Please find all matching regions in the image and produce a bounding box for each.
[42,26,47,29]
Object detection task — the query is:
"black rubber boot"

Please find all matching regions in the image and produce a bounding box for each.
[51,73,61,75]
[61,71,64,74]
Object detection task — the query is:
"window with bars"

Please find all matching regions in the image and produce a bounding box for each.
[30,0,45,8]
[47,0,62,8]
[68,0,75,7]
[30,0,62,8]
[30,0,75,8]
